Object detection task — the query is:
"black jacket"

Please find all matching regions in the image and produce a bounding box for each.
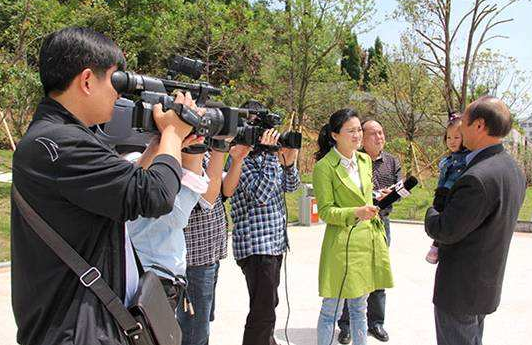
[11,98,182,345]
[425,144,526,315]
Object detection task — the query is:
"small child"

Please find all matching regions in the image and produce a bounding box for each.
[426,114,470,264]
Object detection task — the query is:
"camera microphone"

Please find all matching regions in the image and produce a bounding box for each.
[376,176,418,209]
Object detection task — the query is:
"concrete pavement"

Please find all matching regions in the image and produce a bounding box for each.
[1,222,531,345]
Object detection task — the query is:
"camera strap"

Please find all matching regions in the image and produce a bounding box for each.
[12,184,144,338]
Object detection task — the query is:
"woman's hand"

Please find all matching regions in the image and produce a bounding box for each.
[354,205,379,221]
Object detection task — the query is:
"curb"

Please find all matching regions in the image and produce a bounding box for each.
[516,221,532,233]
[390,219,532,233]
[0,261,10,269]
[390,219,424,225]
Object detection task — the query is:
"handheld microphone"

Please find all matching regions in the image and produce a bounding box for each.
[376,176,418,209]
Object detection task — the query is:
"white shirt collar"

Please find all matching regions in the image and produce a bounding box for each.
[334,146,357,168]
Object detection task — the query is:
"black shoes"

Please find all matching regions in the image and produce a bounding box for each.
[368,324,389,342]
[338,329,351,344]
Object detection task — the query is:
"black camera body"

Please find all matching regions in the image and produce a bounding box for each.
[96,70,241,152]
[111,71,239,138]
[96,55,301,154]
[232,108,302,151]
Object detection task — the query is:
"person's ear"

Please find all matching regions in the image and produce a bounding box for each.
[331,132,338,142]
[78,68,94,96]
[476,118,486,132]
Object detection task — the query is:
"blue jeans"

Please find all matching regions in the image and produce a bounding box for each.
[317,295,369,345]
[176,262,220,345]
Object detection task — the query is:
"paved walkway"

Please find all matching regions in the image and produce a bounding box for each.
[1,222,531,345]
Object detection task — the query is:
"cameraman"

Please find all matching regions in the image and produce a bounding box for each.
[230,123,300,345]
[176,144,252,345]
[11,27,193,345]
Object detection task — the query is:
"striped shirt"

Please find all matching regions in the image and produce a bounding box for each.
[367,150,402,217]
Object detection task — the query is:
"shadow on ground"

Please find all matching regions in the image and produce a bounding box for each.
[275,328,336,345]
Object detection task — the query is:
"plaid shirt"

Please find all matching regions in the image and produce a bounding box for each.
[184,153,228,266]
[369,150,402,217]
[230,152,300,260]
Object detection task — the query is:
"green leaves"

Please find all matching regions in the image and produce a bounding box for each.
[0,0,376,149]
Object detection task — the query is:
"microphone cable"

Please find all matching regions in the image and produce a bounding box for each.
[281,152,292,345]
[283,240,291,345]
[328,222,357,345]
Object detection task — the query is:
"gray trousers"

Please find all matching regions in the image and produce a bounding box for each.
[435,306,486,345]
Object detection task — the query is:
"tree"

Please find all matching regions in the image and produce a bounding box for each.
[281,0,376,126]
[396,0,518,113]
[466,50,532,116]
[362,36,387,90]
[368,35,446,174]
[341,32,363,82]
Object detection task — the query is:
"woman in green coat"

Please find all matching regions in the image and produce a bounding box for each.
[313,109,393,345]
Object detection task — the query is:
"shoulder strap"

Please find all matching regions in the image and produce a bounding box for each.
[12,184,143,337]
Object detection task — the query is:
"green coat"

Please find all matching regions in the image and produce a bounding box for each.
[312,149,394,298]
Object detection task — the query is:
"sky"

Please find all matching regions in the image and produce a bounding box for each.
[355,0,532,117]
[263,0,532,115]
[358,0,532,73]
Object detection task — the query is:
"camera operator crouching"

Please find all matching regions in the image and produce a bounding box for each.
[229,101,301,345]
[11,27,193,345]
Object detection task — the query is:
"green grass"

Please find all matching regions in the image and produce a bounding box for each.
[389,178,532,221]
[0,149,13,261]
[391,179,437,221]
[0,183,11,262]
[0,149,13,172]
[517,187,532,221]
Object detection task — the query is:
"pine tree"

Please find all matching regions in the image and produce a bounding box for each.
[362,37,388,90]
[373,37,388,82]
[341,32,362,83]
[362,47,375,90]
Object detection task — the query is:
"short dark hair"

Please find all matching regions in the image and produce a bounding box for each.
[466,96,512,137]
[39,27,126,95]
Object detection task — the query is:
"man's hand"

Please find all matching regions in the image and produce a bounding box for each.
[278,147,298,166]
[229,144,252,163]
[355,205,380,221]
[376,188,392,201]
[153,91,200,141]
[182,134,205,148]
[135,136,160,169]
[260,128,280,146]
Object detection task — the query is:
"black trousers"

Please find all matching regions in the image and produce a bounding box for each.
[237,254,283,345]
[338,217,390,332]
[435,306,486,345]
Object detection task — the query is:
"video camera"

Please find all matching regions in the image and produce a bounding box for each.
[95,56,244,153]
[233,102,302,151]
